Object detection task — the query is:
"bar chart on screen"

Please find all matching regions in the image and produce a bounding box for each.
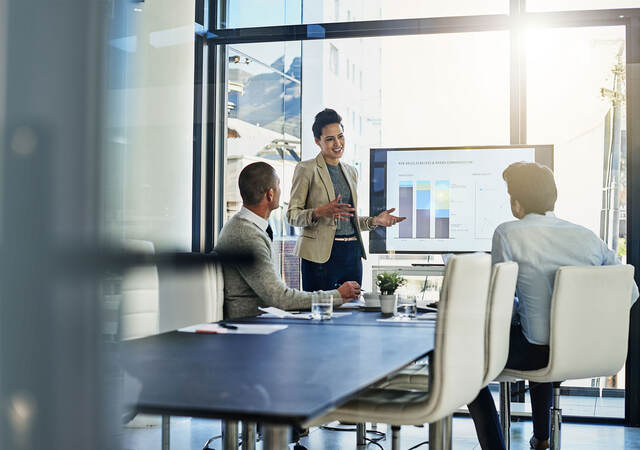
[383,146,536,252]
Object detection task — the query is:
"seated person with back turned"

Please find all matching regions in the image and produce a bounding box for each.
[216,162,361,319]
[468,162,639,450]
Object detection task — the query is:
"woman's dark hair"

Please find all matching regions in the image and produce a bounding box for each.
[312,108,343,139]
[502,162,557,215]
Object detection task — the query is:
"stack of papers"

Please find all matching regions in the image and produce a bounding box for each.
[179,323,287,335]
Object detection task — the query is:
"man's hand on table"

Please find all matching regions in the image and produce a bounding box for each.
[337,281,361,301]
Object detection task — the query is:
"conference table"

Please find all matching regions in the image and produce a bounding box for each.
[122,310,436,450]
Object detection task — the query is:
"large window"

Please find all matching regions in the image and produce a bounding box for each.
[225,41,302,286]
[300,32,509,288]
[527,26,628,413]
[208,0,640,424]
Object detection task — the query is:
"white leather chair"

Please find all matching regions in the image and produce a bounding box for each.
[120,240,159,341]
[375,261,518,393]
[309,253,492,450]
[158,261,223,332]
[481,262,519,387]
[120,243,225,436]
[498,264,635,450]
[120,240,161,428]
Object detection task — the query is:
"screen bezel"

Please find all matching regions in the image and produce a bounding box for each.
[368,144,554,254]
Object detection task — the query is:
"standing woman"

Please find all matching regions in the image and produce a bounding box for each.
[286,108,405,291]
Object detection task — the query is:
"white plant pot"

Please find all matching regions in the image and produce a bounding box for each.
[379,294,396,314]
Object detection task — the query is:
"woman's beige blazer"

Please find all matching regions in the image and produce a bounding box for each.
[286,153,376,263]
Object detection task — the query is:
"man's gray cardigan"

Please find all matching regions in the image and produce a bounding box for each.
[215,213,341,319]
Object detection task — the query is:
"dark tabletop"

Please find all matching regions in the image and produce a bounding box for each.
[121,312,435,425]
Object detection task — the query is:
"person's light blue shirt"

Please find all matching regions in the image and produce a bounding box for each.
[492,212,639,345]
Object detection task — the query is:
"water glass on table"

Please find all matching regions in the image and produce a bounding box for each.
[311,292,333,320]
[396,295,417,319]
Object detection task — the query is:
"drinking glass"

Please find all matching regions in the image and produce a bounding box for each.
[396,295,417,319]
[311,292,333,320]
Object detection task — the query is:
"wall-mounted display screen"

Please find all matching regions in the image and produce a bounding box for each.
[369,145,554,254]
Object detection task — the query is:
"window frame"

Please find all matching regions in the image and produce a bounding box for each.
[193,0,640,426]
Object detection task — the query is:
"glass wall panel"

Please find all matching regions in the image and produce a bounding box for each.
[103,0,195,342]
[225,0,508,28]
[225,41,302,284]
[104,0,194,251]
[527,25,627,417]
[527,0,640,12]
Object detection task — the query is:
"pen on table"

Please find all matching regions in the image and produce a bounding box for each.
[219,323,238,330]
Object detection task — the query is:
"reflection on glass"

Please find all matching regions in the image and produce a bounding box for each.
[527,26,627,408]
[225,42,302,287]
[104,1,194,251]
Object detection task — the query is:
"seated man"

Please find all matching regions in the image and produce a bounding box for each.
[216,162,360,319]
[468,162,638,450]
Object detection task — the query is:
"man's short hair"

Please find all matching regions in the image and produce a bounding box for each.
[503,162,557,215]
[238,162,277,206]
[312,108,343,139]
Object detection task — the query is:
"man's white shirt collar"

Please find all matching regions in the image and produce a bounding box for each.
[237,206,268,232]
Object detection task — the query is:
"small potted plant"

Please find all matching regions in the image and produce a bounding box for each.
[376,272,407,315]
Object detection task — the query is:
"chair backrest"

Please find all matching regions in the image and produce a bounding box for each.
[158,261,224,332]
[483,261,518,386]
[120,240,159,341]
[205,261,224,322]
[427,253,492,422]
[547,264,634,381]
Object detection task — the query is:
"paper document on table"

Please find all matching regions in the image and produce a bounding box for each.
[179,323,287,335]
[258,307,312,319]
[258,308,352,320]
[338,301,365,309]
[376,314,437,323]
[258,306,297,318]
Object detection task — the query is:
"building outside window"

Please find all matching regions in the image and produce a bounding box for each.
[329,44,339,75]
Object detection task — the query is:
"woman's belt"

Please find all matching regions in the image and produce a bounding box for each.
[334,235,358,242]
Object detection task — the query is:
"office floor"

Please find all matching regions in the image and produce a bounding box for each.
[483,388,625,419]
[122,415,640,450]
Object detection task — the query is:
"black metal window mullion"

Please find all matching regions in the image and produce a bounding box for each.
[192,32,204,253]
[207,9,640,46]
[192,0,206,252]
[625,15,640,428]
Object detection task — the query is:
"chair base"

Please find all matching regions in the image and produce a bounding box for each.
[550,387,562,450]
[356,423,366,446]
[391,425,400,450]
[500,382,511,450]
[499,382,562,450]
